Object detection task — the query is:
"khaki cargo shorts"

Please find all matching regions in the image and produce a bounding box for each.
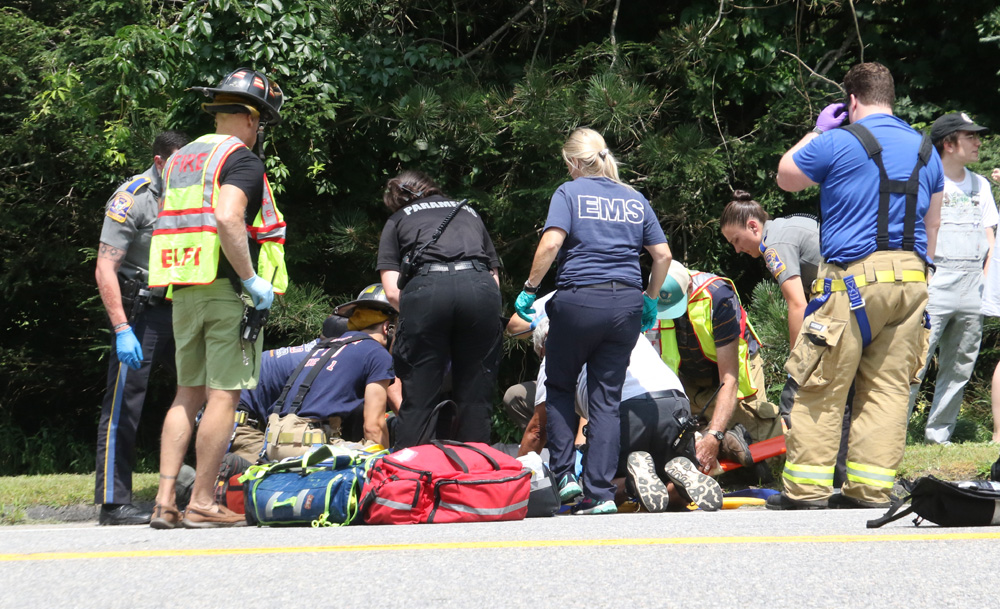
[172,279,263,390]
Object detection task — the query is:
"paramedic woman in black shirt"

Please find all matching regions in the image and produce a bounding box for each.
[377,170,503,448]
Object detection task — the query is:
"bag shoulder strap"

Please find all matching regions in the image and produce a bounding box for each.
[430,440,470,474]
[270,335,374,415]
[408,199,469,268]
[435,439,501,471]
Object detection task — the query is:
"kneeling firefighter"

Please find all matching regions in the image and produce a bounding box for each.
[262,284,397,460]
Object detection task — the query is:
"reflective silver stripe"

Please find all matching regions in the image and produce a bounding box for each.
[293,489,309,518]
[260,176,280,226]
[201,137,243,204]
[265,493,278,518]
[255,226,286,241]
[531,477,553,492]
[154,212,218,231]
[992,501,1000,525]
[438,499,529,516]
[375,496,413,511]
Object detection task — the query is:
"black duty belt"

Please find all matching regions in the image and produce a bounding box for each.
[421,260,483,273]
[624,389,686,403]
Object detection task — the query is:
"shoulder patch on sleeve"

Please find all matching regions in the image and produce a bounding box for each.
[106,191,135,224]
[763,247,787,278]
[123,176,151,195]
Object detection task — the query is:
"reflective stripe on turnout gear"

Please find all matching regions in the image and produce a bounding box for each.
[845,460,896,489]
[782,461,835,487]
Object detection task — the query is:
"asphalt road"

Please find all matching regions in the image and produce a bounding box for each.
[1,507,997,609]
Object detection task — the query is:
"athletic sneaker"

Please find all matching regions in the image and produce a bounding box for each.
[663,456,723,511]
[625,451,670,513]
[571,497,617,515]
[558,473,583,504]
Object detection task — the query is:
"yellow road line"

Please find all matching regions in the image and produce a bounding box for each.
[3,531,1000,562]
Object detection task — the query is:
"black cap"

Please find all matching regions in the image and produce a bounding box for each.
[930,112,988,144]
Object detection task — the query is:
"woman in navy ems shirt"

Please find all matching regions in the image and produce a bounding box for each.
[515,128,672,514]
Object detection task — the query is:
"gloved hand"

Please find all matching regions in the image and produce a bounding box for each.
[514,290,537,322]
[116,327,143,371]
[242,273,274,310]
[640,293,658,332]
[815,102,848,133]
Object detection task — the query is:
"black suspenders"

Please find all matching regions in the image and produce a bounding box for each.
[842,123,934,252]
[269,335,374,416]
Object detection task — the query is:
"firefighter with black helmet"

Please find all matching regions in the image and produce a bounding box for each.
[261,283,397,460]
[148,67,289,529]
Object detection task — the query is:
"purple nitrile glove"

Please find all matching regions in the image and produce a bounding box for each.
[815,102,848,133]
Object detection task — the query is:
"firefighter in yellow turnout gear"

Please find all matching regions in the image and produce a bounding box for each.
[772,62,943,510]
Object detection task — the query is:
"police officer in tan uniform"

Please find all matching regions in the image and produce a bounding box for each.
[769,62,943,510]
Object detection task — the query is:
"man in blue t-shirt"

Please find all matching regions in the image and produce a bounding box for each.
[263,284,397,460]
[771,62,944,511]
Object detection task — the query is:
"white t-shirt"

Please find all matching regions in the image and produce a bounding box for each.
[941,170,998,231]
[573,334,685,419]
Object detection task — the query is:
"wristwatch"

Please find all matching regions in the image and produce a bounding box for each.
[523,281,539,294]
[707,429,725,442]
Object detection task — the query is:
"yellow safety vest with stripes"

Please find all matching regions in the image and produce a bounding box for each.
[653,272,760,400]
[148,134,288,292]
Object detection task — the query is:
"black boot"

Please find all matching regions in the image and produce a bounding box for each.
[99,503,153,525]
[765,492,828,510]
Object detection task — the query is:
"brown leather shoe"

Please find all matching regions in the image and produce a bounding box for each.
[149,504,182,530]
[181,504,247,528]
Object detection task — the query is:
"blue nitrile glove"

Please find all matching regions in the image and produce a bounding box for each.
[515,290,537,322]
[815,102,848,132]
[641,293,658,332]
[242,273,275,310]
[116,327,143,371]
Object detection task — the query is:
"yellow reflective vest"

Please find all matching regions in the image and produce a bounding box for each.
[148,134,287,292]
[649,271,760,399]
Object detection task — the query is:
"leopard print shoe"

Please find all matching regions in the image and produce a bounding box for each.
[626,451,670,513]
[664,456,723,512]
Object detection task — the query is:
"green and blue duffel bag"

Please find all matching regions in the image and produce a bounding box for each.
[240,445,385,527]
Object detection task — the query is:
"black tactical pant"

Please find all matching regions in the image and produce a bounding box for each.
[392,265,502,448]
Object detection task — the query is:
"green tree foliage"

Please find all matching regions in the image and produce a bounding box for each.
[3,0,1000,472]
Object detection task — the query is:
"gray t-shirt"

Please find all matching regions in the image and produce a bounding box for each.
[761,216,821,300]
[99,164,163,284]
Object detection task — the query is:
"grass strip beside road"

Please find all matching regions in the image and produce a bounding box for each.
[1,443,998,525]
[0,473,159,525]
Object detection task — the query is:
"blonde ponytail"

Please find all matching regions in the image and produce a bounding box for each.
[561,128,633,190]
